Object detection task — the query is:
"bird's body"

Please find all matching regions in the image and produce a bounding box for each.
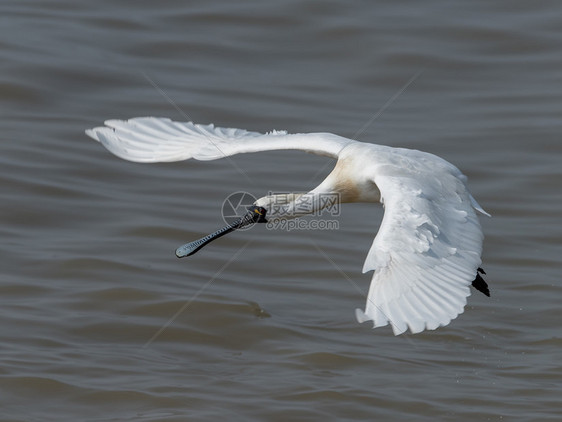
[86,117,490,335]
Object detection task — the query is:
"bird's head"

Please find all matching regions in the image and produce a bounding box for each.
[243,204,268,224]
[253,192,306,221]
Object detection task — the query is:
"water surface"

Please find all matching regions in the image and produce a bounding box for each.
[1,1,561,421]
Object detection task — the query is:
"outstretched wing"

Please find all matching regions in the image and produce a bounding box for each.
[85,117,350,162]
[356,148,489,335]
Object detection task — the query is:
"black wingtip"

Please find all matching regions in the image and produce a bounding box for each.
[472,270,490,297]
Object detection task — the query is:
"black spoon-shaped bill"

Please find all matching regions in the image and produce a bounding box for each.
[175,206,267,258]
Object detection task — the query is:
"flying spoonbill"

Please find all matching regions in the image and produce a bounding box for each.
[86,117,490,335]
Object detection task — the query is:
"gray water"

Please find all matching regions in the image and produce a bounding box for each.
[2,1,561,421]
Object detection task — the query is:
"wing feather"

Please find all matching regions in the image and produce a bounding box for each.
[86,117,350,162]
[356,149,486,335]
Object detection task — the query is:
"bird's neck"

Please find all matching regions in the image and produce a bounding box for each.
[256,154,381,220]
[317,156,381,204]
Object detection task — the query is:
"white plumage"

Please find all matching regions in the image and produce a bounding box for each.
[86,116,490,335]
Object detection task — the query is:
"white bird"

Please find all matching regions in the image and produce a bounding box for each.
[86,116,490,335]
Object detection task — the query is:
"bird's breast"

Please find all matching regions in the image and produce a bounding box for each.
[328,155,381,204]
